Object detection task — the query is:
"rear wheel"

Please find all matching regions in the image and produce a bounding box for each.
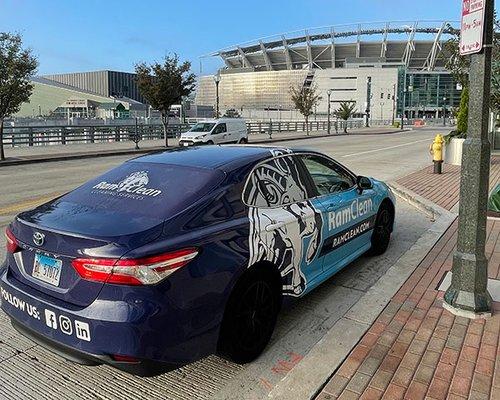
[218,268,280,363]
[368,203,393,256]
[238,137,248,144]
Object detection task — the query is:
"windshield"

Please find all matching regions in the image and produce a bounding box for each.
[190,123,215,133]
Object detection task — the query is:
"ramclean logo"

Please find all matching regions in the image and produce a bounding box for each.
[92,171,162,199]
[328,198,373,231]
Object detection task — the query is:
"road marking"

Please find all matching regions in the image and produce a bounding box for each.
[341,138,431,158]
[0,192,62,216]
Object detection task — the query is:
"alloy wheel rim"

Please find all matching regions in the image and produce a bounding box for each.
[235,281,275,351]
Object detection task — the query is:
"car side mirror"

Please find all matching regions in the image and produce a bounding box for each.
[357,176,373,193]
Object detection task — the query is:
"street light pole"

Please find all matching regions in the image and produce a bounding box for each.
[443,96,447,126]
[400,69,407,130]
[327,89,332,134]
[443,0,494,318]
[365,77,372,127]
[392,84,396,126]
[214,71,221,118]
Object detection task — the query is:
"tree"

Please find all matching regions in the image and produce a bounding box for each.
[0,32,38,161]
[457,87,469,134]
[491,17,500,112]
[290,84,321,135]
[334,101,357,133]
[135,55,195,147]
[442,24,470,90]
[442,16,500,127]
[223,108,240,118]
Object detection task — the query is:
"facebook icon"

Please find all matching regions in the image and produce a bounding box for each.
[44,309,57,330]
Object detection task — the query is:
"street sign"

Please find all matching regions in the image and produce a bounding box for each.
[460,0,485,55]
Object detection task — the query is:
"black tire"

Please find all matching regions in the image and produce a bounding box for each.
[239,137,248,144]
[218,268,280,364]
[206,140,214,145]
[368,203,393,256]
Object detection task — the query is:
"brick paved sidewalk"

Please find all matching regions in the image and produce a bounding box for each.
[396,157,500,211]
[315,161,500,400]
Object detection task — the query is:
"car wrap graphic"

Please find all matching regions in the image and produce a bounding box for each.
[92,170,163,198]
[246,149,379,297]
[245,149,324,297]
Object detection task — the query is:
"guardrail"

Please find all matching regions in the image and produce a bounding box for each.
[2,120,365,148]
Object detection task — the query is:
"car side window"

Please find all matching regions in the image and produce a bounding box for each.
[213,123,226,134]
[301,154,356,196]
[243,155,309,208]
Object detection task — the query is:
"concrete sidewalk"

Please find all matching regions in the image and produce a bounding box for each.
[0,126,407,166]
[311,161,500,400]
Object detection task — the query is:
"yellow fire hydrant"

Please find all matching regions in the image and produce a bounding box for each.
[429,134,444,174]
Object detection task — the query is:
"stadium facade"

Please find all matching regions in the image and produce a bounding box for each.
[195,21,462,120]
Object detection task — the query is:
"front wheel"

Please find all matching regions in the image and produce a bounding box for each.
[206,140,214,145]
[368,203,393,256]
[218,269,280,364]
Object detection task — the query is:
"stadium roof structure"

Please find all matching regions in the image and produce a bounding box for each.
[201,20,460,72]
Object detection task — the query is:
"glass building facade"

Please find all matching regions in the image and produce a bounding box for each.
[397,69,462,118]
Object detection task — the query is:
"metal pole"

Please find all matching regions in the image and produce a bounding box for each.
[392,84,396,125]
[327,91,331,134]
[443,101,446,126]
[365,77,372,127]
[215,81,220,119]
[401,69,407,130]
[444,0,494,318]
[134,117,139,149]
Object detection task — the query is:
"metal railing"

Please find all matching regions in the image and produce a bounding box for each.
[2,120,365,148]
[1,124,190,147]
[248,119,364,134]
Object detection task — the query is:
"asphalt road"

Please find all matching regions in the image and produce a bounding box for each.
[0,127,440,399]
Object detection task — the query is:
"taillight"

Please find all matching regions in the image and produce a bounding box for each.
[72,248,199,285]
[5,228,20,253]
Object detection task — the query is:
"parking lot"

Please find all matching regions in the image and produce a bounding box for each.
[0,129,440,399]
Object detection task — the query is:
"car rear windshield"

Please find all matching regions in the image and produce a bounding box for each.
[59,162,225,220]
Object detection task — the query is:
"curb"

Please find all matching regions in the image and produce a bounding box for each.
[387,181,455,222]
[0,129,410,167]
[268,185,456,399]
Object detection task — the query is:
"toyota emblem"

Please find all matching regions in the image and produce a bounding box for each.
[33,232,45,246]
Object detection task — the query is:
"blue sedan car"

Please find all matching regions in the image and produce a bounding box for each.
[1,145,395,375]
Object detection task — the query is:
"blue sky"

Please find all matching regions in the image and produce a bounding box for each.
[0,0,469,75]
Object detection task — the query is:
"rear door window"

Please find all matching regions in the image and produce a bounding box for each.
[243,155,309,207]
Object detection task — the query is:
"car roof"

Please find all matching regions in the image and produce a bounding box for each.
[130,145,297,171]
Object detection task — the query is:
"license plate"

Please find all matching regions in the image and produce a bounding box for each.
[32,254,62,286]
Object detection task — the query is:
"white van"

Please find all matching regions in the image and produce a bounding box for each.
[179,118,248,146]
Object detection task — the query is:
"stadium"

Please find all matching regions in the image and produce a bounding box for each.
[195,21,462,121]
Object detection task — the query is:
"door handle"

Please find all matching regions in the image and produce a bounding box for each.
[265,221,285,232]
[326,197,343,210]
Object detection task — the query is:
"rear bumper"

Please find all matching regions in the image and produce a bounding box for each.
[178,139,204,146]
[0,266,219,374]
[10,318,177,376]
